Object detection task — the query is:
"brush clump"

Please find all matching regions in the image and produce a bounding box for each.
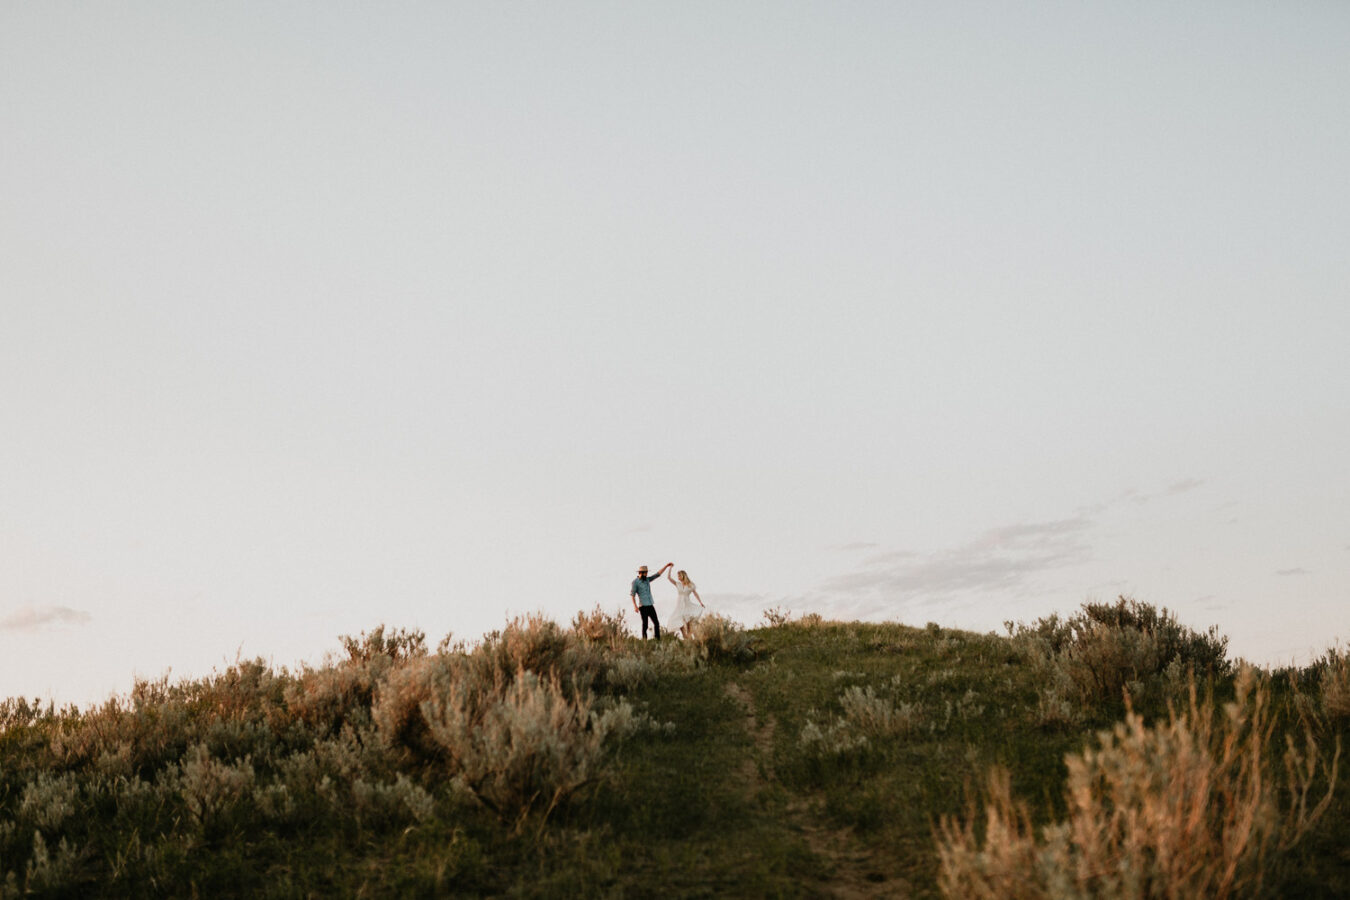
[1009,596,1231,721]
[937,667,1339,899]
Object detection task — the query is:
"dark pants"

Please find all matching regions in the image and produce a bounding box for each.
[639,605,661,639]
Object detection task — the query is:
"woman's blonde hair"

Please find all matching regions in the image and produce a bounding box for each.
[677,570,690,583]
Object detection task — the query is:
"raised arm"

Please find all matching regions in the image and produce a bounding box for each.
[666,568,678,585]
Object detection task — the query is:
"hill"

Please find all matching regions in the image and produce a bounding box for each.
[0,602,1346,897]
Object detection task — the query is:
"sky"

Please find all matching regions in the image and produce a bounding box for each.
[2,2,1347,706]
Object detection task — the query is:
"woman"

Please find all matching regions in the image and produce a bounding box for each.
[665,568,706,638]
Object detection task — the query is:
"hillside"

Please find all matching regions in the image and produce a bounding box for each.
[1,603,1346,898]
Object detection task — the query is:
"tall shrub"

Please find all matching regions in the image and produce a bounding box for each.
[1013,598,1230,708]
[420,667,610,821]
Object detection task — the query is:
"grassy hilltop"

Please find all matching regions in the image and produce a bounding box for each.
[1,601,1347,898]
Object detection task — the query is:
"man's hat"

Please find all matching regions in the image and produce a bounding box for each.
[637,565,648,573]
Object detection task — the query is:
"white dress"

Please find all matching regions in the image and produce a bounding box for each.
[667,579,703,631]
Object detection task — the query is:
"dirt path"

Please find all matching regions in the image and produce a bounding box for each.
[723,681,909,898]
[724,681,775,787]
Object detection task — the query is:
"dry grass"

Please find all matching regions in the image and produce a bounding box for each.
[1318,647,1350,724]
[937,668,1339,899]
[340,625,428,663]
[685,614,758,663]
[481,613,607,691]
[571,604,630,651]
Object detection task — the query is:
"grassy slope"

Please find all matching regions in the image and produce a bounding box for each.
[503,621,1350,899]
[2,620,1347,898]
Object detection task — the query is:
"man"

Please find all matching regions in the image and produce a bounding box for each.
[631,562,672,640]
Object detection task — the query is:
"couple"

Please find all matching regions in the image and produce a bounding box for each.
[630,562,705,640]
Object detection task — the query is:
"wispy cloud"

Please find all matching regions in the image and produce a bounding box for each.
[860,549,920,565]
[1078,477,1205,515]
[801,482,1210,623]
[0,605,93,631]
[829,541,878,552]
[1275,568,1309,577]
[814,516,1094,617]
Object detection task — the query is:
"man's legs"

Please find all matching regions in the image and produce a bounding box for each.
[639,606,661,640]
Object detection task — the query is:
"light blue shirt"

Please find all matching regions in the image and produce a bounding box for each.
[631,575,657,607]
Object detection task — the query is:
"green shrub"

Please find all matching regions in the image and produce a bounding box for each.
[799,718,869,760]
[1058,620,1164,703]
[18,772,78,834]
[23,831,80,895]
[838,686,924,737]
[50,687,194,774]
[604,655,657,692]
[351,773,436,827]
[177,744,256,831]
[1020,597,1228,674]
[797,682,925,773]
[1012,597,1230,709]
[420,667,611,821]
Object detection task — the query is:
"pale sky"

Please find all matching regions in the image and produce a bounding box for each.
[3,2,1348,705]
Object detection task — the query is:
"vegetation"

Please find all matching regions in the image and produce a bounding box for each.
[0,599,1345,897]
